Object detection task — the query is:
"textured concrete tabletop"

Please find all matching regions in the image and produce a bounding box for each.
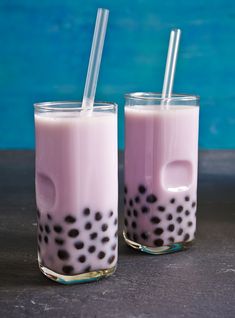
[0,151,234,318]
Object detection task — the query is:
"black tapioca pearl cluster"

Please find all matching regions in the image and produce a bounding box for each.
[124,184,197,247]
[37,207,117,276]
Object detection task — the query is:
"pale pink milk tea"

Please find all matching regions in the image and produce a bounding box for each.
[35,104,118,278]
[124,94,199,253]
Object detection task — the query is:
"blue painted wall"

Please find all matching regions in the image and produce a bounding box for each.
[0,0,234,149]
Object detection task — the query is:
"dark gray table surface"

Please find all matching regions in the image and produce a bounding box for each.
[0,151,234,318]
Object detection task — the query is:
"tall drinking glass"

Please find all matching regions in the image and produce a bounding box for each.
[124,93,199,254]
[34,101,118,284]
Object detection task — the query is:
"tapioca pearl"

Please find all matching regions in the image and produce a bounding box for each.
[146,194,157,204]
[141,206,149,213]
[109,210,114,218]
[188,221,193,227]
[154,228,164,235]
[129,199,133,207]
[54,225,63,233]
[65,215,76,223]
[39,224,43,232]
[177,205,183,213]
[98,251,106,259]
[90,232,98,240]
[124,218,128,227]
[124,185,127,194]
[176,217,182,224]
[111,243,117,251]
[138,185,146,194]
[168,237,175,243]
[83,208,90,216]
[141,232,149,240]
[37,209,41,219]
[115,230,118,238]
[192,202,196,208]
[38,234,42,243]
[101,223,108,232]
[85,222,92,230]
[185,210,190,216]
[178,228,183,235]
[55,238,64,246]
[133,233,138,241]
[95,212,102,221]
[168,224,175,232]
[88,245,96,253]
[135,196,140,203]
[102,237,110,243]
[184,233,190,241]
[154,239,164,247]
[124,197,126,205]
[84,265,91,272]
[78,255,86,263]
[114,218,118,226]
[58,250,70,260]
[108,255,115,265]
[158,206,165,212]
[131,221,137,229]
[127,209,131,217]
[170,198,175,204]
[151,216,161,224]
[47,213,52,220]
[68,229,79,238]
[62,265,74,275]
[126,232,131,240]
[185,196,190,202]
[74,241,84,250]
[45,224,50,234]
[133,209,138,217]
[167,214,173,221]
[44,236,48,244]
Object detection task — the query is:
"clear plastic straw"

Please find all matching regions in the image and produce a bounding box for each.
[82,8,109,109]
[161,29,181,109]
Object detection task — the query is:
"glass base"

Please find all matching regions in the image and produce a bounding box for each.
[123,231,194,255]
[39,261,116,285]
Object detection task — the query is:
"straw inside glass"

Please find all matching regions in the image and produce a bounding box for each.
[161,29,181,109]
[82,8,109,110]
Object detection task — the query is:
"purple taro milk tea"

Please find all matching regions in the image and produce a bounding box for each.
[35,103,118,282]
[124,93,199,254]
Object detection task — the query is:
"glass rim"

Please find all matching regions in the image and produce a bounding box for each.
[125,92,200,102]
[34,100,117,111]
